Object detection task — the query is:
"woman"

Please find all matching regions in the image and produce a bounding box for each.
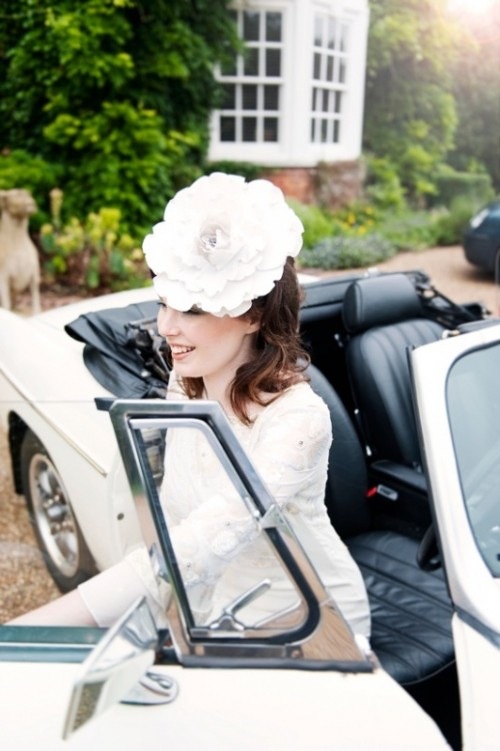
[11,173,370,639]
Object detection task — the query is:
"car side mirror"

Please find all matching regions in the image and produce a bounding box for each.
[63,597,176,739]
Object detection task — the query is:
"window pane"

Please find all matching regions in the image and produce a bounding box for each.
[264,117,278,142]
[334,91,342,114]
[339,59,346,84]
[322,90,329,113]
[326,56,334,82]
[321,119,328,143]
[313,52,321,80]
[222,84,236,109]
[220,116,236,142]
[340,24,349,52]
[265,49,281,77]
[242,117,257,141]
[327,18,336,49]
[266,12,282,42]
[333,120,340,143]
[144,421,306,631]
[244,47,259,76]
[220,56,237,76]
[242,84,258,110]
[313,15,323,47]
[264,85,279,110]
[243,11,260,41]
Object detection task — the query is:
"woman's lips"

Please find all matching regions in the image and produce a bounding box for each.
[169,344,195,360]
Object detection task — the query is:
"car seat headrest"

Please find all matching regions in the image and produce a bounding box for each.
[342,274,423,334]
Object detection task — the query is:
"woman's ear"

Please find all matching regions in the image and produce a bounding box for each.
[243,308,262,335]
[246,317,261,334]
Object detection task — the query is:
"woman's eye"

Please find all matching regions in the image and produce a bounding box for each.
[157,300,167,309]
[185,306,203,316]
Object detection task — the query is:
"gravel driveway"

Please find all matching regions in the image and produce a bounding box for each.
[0,243,497,622]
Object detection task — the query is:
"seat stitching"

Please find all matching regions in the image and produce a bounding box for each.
[360,574,453,640]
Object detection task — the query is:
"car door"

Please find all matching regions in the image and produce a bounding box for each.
[411,320,500,751]
[0,397,451,749]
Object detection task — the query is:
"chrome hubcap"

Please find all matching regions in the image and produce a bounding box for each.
[29,452,79,578]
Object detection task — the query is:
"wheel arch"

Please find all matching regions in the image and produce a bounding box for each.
[7,411,29,494]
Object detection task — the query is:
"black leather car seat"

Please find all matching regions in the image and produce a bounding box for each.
[307,364,454,687]
[341,273,445,470]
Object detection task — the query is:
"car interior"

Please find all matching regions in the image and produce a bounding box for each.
[67,269,485,747]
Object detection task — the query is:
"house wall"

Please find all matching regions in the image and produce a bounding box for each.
[208,0,369,206]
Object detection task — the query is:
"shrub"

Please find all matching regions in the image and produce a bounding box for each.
[364,155,407,211]
[39,191,148,291]
[286,199,334,249]
[430,195,484,246]
[332,202,380,235]
[301,233,396,270]
[44,106,201,235]
[430,165,494,208]
[376,211,439,251]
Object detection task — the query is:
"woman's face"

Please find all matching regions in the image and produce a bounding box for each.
[157,302,259,386]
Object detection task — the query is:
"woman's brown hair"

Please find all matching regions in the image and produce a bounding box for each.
[180,257,310,424]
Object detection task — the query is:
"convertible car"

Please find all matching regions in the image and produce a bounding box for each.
[0,270,499,749]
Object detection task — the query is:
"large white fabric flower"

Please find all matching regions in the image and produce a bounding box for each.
[143,172,304,317]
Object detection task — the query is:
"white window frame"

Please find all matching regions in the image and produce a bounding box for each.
[208,0,369,168]
[217,7,285,145]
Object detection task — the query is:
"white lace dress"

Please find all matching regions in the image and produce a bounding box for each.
[79,373,371,639]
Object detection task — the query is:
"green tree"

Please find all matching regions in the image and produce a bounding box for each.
[0,0,238,232]
[364,0,459,203]
[448,7,500,190]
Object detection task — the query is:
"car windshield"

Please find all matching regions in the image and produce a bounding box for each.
[446,341,500,577]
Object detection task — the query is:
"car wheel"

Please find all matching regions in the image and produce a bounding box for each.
[20,430,97,592]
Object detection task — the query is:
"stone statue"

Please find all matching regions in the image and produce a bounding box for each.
[0,188,41,314]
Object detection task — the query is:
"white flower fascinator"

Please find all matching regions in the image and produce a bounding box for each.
[142,172,304,317]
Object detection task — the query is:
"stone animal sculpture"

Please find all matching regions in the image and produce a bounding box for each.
[0,188,41,314]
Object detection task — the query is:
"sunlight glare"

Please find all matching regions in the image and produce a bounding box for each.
[448,0,496,14]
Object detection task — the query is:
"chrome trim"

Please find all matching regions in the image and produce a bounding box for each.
[110,399,372,671]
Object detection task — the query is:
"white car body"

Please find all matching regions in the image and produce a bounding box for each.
[1,277,499,748]
[0,288,158,571]
[1,660,448,749]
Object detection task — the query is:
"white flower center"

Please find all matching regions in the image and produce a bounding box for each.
[198,223,232,268]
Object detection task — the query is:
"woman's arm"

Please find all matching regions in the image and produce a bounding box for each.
[9,588,98,626]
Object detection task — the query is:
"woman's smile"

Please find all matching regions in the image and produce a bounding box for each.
[169,343,195,361]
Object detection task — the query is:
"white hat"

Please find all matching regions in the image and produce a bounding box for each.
[143,172,304,317]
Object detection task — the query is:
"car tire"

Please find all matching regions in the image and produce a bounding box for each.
[20,429,97,593]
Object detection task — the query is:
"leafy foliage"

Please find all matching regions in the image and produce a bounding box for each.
[0,0,238,232]
[301,234,396,270]
[364,0,459,202]
[447,7,500,190]
[430,165,494,208]
[286,200,334,249]
[40,190,148,291]
[430,196,485,247]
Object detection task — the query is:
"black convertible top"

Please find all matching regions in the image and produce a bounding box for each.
[65,300,170,398]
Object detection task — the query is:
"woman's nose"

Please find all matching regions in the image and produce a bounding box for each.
[157,306,181,336]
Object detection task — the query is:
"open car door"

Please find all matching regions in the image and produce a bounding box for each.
[411,318,500,751]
